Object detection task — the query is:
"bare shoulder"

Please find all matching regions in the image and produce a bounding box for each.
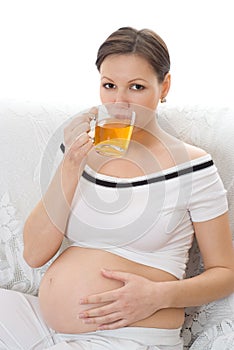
[183,142,208,160]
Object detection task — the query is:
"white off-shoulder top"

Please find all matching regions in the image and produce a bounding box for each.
[65,154,228,279]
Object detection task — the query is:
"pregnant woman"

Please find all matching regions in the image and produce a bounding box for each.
[0,27,233,350]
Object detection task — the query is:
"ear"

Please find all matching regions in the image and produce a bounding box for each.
[161,73,171,99]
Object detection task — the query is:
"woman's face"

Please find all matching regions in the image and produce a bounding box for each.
[99,54,170,111]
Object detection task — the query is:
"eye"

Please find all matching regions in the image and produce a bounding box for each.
[130,84,145,91]
[103,83,116,89]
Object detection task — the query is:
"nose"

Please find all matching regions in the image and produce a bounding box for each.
[114,88,129,104]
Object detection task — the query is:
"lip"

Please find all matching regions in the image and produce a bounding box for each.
[106,104,134,119]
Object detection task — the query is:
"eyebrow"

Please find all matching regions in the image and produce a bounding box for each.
[101,76,114,82]
[128,78,148,84]
[101,76,148,83]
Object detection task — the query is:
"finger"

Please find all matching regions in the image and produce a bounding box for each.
[80,289,119,305]
[88,106,98,120]
[73,139,93,158]
[67,113,93,132]
[66,139,93,164]
[101,268,130,283]
[79,301,119,319]
[69,121,91,139]
[74,120,91,133]
[65,132,88,153]
[69,132,90,150]
[64,116,92,146]
[65,122,91,148]
[81,312,122,327]
[97,318,128,331]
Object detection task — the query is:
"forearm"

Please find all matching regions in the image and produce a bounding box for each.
[162,267,234,309]
[162,215,234,310]
[23,160,82,267]
[23,124,93,267]
[42,161,80,233]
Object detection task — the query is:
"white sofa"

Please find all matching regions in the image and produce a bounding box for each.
[0,98,234,349]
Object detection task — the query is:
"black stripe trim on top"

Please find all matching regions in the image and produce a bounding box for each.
[82,160,214,188]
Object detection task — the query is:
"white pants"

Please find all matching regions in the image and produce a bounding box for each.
[0,288,183,350]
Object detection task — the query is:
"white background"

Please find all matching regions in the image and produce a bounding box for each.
[0,0,233,109]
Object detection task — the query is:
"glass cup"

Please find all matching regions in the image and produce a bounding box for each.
[90,103,135,157]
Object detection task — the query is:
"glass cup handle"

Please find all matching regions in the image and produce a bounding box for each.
[88,112,96,143]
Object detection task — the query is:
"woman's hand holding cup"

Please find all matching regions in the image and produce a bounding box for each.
[62,111,95,172]
[61,102,136,175]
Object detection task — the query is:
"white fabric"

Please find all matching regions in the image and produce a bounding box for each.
[0,99,70,294]
[190,319,234,350]
[157,104,234,238]
[0,289,183,350]
[66,155,228,280]
[0,98,234,349]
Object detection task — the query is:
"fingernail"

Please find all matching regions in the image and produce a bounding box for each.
[101,268,111,273]
[89,113,96,121]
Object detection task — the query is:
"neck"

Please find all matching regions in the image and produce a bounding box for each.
[132,118,162,148]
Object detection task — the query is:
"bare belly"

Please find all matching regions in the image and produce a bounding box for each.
[39,246,184,333]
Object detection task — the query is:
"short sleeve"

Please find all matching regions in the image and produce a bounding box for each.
[188,163,228,222]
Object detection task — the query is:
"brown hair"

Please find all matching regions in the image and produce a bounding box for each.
[95,26,170,83]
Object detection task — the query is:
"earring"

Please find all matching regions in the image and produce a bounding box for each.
[161,97,167,103]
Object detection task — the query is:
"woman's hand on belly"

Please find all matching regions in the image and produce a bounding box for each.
[79,268,167,330]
